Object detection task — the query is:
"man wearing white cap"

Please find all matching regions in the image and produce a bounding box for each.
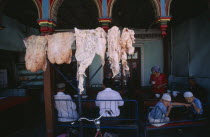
[148,93,190,127]
[184,91,203,116]
[54,83,78,122]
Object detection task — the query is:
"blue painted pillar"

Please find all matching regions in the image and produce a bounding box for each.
[38,0,56,35]
[98,0,112,31]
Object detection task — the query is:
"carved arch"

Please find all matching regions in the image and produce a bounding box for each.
[32,0,42,19]
[166,0,173,16]
[93,0,103,17]
[50,0,64,22]
[108,0,116,17]
[150,0,161,17]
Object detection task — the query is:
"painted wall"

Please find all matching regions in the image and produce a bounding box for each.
[136,40,164,86]
[89,55,104,85]
[88,38,164,87]
[170,11,210,100]
[0,15,39,51]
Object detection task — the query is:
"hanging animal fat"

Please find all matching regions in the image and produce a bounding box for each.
[46,32,75,64]
[107,26,121,77]
[23,35,47,72]
[120,28,135,75]
[75,27,106,93]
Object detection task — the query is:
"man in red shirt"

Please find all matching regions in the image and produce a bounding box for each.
[149,66,168,94]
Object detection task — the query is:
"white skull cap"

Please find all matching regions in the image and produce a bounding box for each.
[184,91,193,98]
[161,93,171,101]
[57,83,65,88]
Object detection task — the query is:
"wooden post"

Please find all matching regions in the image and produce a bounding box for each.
[44,60,55,137]
[163,36,169,74]
[38,19,56,137]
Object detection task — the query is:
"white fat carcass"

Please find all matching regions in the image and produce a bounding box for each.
[107,26,121,77]
[23,35,47,72]
[75,27,106,93]
[46,32,75,64]
[95,27,107,65]
[121,28,135,75]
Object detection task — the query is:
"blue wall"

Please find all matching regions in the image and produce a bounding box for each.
[89,38,164,87]
[0,15,39,51]
[139,40,164,86]
[170,11,210,100]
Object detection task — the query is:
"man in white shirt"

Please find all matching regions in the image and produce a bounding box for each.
[54,83,78,122]
[96,79,124,117]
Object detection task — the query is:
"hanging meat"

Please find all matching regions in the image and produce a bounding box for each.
[75,27,106,93]
[95,27,107,65]
[23,35,47,72]
[107,26,121,77]
[121,28,135,75]
[46,32,75,64]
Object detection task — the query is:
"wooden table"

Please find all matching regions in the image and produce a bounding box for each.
[0,96,31,112]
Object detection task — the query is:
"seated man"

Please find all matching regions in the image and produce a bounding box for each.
[54,83,78,122]
[96,79,124,117]
[149,66,168,95]
[188,78,208,102]
[148,94,189,127]
[184,91,203,119]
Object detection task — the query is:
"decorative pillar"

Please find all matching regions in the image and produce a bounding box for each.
[32,0,63,137]
[151,0,173,36]
[94,0,116,31]
[37,19,56,137]
[98,18,112,31]
[37,19,56,35]
[151,0,173,73]
[157,16,172,37]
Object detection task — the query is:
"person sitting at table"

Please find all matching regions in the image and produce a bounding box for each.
[184,91,203,119]
[96,78,124,117]
[54,83,78,122]
[149,65,168,95]
[188,78,208,103]
[148,93,190,127]
[95,79,124,137]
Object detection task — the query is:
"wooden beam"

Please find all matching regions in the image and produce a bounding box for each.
[44,60,55,137]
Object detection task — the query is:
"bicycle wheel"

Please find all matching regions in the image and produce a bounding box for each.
[95,131,103,137]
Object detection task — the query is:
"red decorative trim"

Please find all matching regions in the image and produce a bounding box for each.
[157,16,172,22]
[160,24,168,37]
[37,19,56,26]
[50,0,54,5]
[102,25,109,30]
[40,26,55,33]
[98,18,112,21]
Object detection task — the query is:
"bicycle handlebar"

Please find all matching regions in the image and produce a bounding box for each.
[71,110,114,125]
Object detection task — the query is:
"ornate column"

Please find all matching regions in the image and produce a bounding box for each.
[32,0,63,137]
[151,0,173,73]
[151,0,173,37]
[157,16,172,37]
[37,19,56,35]
[98,18,112,31]
[94,0,116,31]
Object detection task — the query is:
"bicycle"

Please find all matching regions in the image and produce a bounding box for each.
[69,110,114,137]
